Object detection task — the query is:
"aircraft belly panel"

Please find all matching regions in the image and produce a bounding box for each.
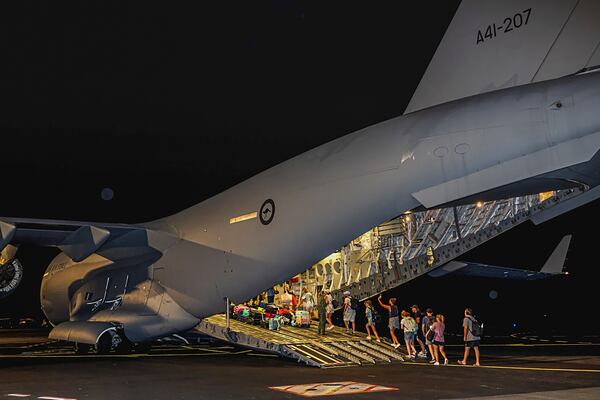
[412,130,600,208]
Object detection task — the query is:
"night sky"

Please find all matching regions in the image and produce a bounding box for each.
[1,2,598,337]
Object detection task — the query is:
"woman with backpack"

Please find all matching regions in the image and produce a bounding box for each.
[428,314,448,366]
[400,310,418,359]
[377,295,401,349]
[364,300,381,342]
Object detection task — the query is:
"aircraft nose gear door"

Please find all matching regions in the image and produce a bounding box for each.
[144,267,165,315]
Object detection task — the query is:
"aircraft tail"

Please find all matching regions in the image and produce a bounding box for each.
[540,234,572,274]
[405,0,600,114]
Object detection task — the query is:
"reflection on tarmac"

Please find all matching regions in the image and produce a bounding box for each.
[1,329,600,400]
[1,329,600,372]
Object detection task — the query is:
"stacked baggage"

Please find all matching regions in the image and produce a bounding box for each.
[231,302,312,330]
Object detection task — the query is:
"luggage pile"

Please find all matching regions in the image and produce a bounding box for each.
[231,302,312,330]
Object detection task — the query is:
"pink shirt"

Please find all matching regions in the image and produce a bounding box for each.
[431,322,445,342]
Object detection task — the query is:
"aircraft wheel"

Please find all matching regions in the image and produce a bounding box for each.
[95,333,112,354]
[74,342,91,354]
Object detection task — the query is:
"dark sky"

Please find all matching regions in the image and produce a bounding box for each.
[1,1,460,222]
[1,2,598,335]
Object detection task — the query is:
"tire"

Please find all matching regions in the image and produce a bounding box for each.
[95,333,112,354]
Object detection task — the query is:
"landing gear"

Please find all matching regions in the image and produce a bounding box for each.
[74,342,91,354]
[95,332,112,354]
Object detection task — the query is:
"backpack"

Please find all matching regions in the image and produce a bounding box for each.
[403,317,418,333]
[350,297,359,310]
[468,317,483,337]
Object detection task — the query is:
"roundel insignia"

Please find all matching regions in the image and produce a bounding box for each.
[259,199,275,225]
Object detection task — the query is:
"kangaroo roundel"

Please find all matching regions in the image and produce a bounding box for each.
[259,199,275,225]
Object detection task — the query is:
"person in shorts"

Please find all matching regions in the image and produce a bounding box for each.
[423,308,436,362]
[342,291,356,334]
[458,308,481,366]
[364,300,380,342]
[411,304,428,358]
[428,314,448,366]
[400,310,417,359]
[378,295,401,349]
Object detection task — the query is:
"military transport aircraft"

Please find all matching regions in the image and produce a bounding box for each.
[1,0,599,352]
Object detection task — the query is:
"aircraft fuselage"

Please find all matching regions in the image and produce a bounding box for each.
[41,71,600,343]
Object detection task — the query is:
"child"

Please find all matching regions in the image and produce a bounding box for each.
[400,310,418,359]
[429,314,448,366]
[364,300,381,342]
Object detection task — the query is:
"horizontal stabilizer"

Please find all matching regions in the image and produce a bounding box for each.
[429,235,571,280]
[427,261,468,278]
[540,234,572,274]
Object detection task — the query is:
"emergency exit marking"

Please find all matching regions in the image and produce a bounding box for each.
[269,381,398,397]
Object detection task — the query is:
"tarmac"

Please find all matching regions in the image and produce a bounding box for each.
[1,329,599,399]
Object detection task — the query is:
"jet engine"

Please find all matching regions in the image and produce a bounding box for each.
[0,245,22,300]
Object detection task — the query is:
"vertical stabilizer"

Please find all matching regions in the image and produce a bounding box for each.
[405,0,600,113]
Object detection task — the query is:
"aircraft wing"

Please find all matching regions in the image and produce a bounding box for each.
[1,217,146,262]
[429,235,571,280]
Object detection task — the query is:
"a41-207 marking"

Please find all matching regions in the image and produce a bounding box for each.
[476,8,531,45]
